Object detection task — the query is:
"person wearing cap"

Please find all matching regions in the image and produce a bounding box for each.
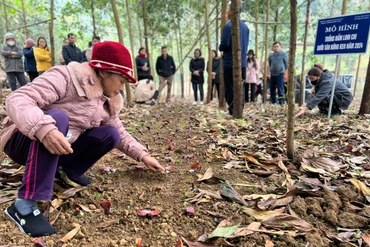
[245,49,259,103]
[23,38,38,82]
[1,33,27,91]
[219,3,249,115]
[1,41,165,237]
[295,67,353,117]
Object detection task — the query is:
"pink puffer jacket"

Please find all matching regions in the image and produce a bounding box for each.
[0,62,148,161]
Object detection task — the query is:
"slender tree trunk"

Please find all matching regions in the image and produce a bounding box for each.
[21,0,29,37]
[49,0,55,66]
[287,0,297,160]
[299,0,311,106]
[359,57,370,115]
[2,0,9,32]
[216,0,220,49]
[175,4,185,98]
[136,4,143,47]
[110,0,132,105]
[273,9,279,42]
[150,37,154,78]
[199,20,203,49]
[125,0,137,79]
[142,0,152,77]
[231,0,242,119]
[254,0,259,58]
[263,0,270,103]
[91,0,97,37]
[353,54,361,98]
[219,0,228,109]
[337,0,347,76]
[205,0,213,104]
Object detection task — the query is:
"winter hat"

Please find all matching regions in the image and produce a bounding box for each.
[4,33,15,41]
[308,67,322,77]
[25,38,36,47]
[89,41,136,83]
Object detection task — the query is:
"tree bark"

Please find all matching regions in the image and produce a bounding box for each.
[287,0,297,160]
[216,0,220,49]
[125,0,137,79]
[91,0,97,37]
[254,0,259,58]
[110,0,131,105]
[231,0,242,119]
[218,0,228,109]
[175,27,185,98]
[2,0,9,32]
[337,0,347,76]
[299,0,311,106]
[273,8,279,42]
[21,0,28,37]
[48,0,55,66]
[142,0,152,77]
[359,56,370,115]
[262,0,270,103]
[353,54,361,98]
[205,0,213,104]
[136,4,143,47]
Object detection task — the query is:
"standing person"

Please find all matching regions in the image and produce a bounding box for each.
[136,47,151,81]
[1,33,27,91]
[86,36,101,62]
[295,67,353,117]
[82,41,92,62]
[268,42,288,105]
[23,38,38,82]
[34,37,52,75]
[189,49,205,105]
[156,46,176,103]
[62,33,82,65]
[219,4,249,115]
[1,41,165,237]
[59,39,69,65]
[245,49,259,103]
[207,50,220,101]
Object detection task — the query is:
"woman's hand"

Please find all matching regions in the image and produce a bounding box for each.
[142,155,165,172]
[42,129,73,155]
[295,106,309,118]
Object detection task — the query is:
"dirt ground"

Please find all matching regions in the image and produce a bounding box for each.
[1,97,370,247]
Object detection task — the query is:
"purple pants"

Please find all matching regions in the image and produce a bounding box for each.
[4,109,120,201]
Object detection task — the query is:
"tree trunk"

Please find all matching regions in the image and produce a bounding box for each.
[359,56,370,115]
[48,0,55,66]
[337,0,347,76]
[136,4,143,47]
[91,0,97,37]
[262,0,270,103]
[21,0,29,37]
[125,0,137,79]
[2,0,9,32]
[299,0,311,106]
[110,0,132,105]
[216,0,220,49]
[353,54,361,98]
[205,0,213,104]
[273,9,279,42]
[254,0,259,58]
[287,0,297,160]
[231,0,242,119]
[142,0,152,77]
[218,0,228,109]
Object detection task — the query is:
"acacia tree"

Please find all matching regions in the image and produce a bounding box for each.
[125,0,137,79]
[230,0,243,119]
[219,0,228,109]
[262,0,270,103]
[359,57,370,115]
[287,0,297,160]
[205,0,213,104]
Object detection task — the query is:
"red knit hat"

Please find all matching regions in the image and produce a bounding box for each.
[89,41,136,83]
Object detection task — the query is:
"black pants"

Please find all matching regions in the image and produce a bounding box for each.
[7,72,27,91]
[138,75,150,81]
[255,84,263,98]
[223,67,246,115]
[27,72,39,82]
[318,95,342,115]
[244,83,256,102]
[211,81,220,100]
[192,82,204,102]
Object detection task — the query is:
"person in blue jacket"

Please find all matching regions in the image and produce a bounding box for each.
[23,38,38,81]
[295,67,353,117]
[219,3,249,115]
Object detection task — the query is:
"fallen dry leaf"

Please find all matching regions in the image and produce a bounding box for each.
[240,155,264,166]
[207,217,241,239]
[265,240,274,247]
[243,194,283,201]
[302,150,347,174]
[56,187,86,199]
[198,167,213,182]
[96,219,118,228]
[220,181,247,206]
[58,224,81,244]
[262,213,312,232]
[277,155,293,186]
[243,207,285,221]
[229,222,261,238]
[257,196,293,210]
[181,237,219,247]
[362,233,370,246]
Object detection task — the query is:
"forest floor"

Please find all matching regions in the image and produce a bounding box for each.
[1,96,370,247]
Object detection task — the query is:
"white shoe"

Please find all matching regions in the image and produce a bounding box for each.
[200,101,204,105]
[192,101,198,105]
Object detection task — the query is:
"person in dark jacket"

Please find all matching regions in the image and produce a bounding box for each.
[81,41,92,62]
[23,38,38,81]
[295,67,353,117]
[207,50,220,101]
[219,4,249,115]
[62,33,82,65]
[269,42,288,105]
[156,46,176,103]
[136,47,151,81]
[190,49,205,105]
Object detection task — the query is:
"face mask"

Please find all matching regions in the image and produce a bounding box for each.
[7,41,15,46]
[311,80,318,85]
